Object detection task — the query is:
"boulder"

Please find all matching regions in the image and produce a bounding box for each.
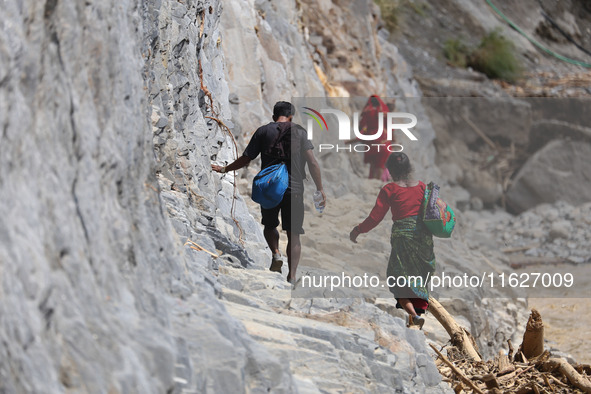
[506,140,591,214]
[423,96,532,147]
[528,119,591,153]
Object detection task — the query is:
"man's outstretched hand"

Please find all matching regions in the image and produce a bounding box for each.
[211,164,225,173]
[211,155,251,174]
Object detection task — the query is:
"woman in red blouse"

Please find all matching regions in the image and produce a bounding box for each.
[350,152,436,329]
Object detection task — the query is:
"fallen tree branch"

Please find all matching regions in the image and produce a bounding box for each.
[184,239,220,258]
[501,244,539,253]
[509,256,569,269]
[542,358,591,393]
[496,350,515,375]
[462,114,499,151]
[428,297,482,361]
[429,344,485,394]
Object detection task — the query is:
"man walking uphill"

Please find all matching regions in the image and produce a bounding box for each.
[212,101,326,284]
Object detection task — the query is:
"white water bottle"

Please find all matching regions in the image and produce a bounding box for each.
[313,191,324,213]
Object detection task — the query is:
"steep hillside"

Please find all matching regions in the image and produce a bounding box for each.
[2,0,586,392]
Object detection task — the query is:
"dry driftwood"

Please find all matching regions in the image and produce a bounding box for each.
[462,114,499,151]
[508,256,569,269]
[507,339,514,360]
[428,296,482,361]
[430,305,591,393]
[429,344,485,394]
[517,309,544,360]
[501,244,540,254]
[496,349,515,375]
[482,373,499,389]
[542,358,591,393]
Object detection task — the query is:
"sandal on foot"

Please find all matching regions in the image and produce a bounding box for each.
[269,254,283,273]
[287,276,300,290]
[412,315,425,330]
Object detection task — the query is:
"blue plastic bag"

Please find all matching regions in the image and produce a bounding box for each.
[252,163,289,209]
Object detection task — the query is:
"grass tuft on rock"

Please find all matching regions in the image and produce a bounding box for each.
[374,0,429,32]
[374,0,400,32]
[443,38,470,68]
[468,30,523,83]
[444,30,523,83]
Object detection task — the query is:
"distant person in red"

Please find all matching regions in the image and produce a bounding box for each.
[347,95,393,180]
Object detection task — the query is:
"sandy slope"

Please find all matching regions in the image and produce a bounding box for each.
[528,263,591,364]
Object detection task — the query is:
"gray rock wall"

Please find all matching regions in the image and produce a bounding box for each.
[1,0,177,391]
[0,0,291,392]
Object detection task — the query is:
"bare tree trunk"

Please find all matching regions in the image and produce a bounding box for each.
[428,296,482,361]
[518,309,544,360]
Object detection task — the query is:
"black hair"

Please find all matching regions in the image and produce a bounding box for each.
[273,101,295,119]
[370,97,380,107]
[386,152,413,181]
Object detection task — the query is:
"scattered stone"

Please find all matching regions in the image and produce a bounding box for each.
[481,200,588,270]
[470,196,484,211]
[156,117,169,128]
[549,220,571,240]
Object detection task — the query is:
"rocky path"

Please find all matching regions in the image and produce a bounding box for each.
[215,263,451,393]
[181,171,537,393]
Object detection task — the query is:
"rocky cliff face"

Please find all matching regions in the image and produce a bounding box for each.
[0,0,462,392]
[0,0,292,392]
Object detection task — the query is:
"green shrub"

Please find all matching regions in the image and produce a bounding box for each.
[468,30,522,83]
[444,38,470,68]
[406,1,428,17]
[374,0,429,32]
